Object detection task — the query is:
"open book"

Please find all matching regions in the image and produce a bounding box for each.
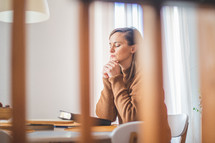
[58,110,112,126]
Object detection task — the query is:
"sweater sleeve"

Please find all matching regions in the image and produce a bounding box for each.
[109,74,171,142]
[109,74,141,123]
[96,78,117,122]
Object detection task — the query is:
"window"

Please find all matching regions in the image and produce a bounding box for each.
[114,2,143,35]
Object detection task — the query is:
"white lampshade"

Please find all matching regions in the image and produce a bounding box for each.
[0,0,50,23]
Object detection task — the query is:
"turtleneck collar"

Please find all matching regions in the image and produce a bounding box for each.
[122,66,131,80]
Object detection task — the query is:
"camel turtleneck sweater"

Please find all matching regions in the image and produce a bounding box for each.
[96,67,171,142]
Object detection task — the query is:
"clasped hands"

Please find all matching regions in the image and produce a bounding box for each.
[103,60,121,78]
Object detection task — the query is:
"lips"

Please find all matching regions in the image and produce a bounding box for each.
[110,55,116,61]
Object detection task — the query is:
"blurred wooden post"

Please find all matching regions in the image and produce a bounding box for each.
[79,0,93,143]
[198,6,215,143]
[139,4,163,143]
[11,0,26,143]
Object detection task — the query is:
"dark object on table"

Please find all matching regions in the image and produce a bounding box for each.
[5,105,10,108]
[27,124,54,130]
[58,110,112,126]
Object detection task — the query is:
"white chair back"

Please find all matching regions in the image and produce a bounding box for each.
[0,130,12,143]
[110,121,143,143]
[168,114,189,143]
[110,114,188,143]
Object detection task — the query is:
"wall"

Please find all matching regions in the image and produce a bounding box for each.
[0,0,80,119]
[0,21,11,106]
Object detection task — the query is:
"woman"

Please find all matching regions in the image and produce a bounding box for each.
[96,27,171,142]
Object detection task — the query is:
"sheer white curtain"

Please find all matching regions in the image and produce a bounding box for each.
[114,2,143,35]
[90,1,115,116]
[162,3,201,143]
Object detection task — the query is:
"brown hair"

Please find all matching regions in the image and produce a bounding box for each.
[109,27,143,82]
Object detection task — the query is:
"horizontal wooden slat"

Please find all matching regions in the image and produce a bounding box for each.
[93,0,215,5]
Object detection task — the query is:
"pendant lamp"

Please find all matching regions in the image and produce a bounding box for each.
[0,0,50,23]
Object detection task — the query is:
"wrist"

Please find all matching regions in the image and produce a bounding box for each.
[108,74,122,81]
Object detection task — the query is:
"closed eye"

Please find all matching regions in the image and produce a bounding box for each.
[109,42,121,48]
[114,43,121,47]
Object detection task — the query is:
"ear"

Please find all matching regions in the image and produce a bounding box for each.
[130,45,137,54]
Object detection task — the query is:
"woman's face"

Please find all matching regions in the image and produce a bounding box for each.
[109,32,135,64]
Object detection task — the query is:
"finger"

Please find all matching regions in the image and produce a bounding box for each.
[103,64,111,70]
[109,60,119,65]
[108,60,119,67]
[103,67,111,74]
[107,62,115,67]
[104,64,113,70]
[103,73,109,78]
[103,66,108,72]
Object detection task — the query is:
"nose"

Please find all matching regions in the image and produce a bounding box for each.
[110,46,115,53]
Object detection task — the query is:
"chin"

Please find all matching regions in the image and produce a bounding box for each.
[111,57,117,61]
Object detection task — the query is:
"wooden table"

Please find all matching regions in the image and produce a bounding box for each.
[27,126,117,143]
[1,120,117,143]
